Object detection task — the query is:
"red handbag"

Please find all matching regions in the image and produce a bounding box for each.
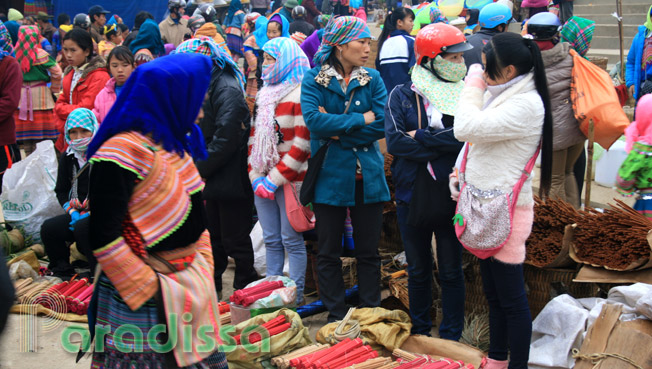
[284,182,315,232]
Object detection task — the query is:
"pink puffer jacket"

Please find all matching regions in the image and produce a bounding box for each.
[92,78,116,124]
[521,0,550,7]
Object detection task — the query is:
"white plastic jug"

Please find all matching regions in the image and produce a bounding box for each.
[595,139,628,188]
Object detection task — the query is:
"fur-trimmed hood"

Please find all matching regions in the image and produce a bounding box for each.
[64,55,106,79]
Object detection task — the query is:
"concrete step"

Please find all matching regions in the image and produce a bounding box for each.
[575,0,647,6]
[592,23,640,37]
[577,14,644,26]
[574,3,651,15]
[589,35,633,50]
[586,48,627,66]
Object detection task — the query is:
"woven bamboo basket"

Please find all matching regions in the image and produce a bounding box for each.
[379,210,403,255]
[463,252,599,318]
[388,277,410,309]
[305,252,358,294]
[588,56,608,71]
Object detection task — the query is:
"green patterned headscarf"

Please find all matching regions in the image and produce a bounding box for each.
[560,16,595,57]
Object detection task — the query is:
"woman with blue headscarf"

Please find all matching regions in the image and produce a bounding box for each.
[225,0,246,61]
[86,53,228,369]
[249,37,311,304]
[243,14,291,110]
[301,16,389,322]
[128,18,165,66]
[0,20,22,188]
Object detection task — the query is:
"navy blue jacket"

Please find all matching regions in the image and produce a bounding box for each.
[376,30,416,95]
[384,83,463,204]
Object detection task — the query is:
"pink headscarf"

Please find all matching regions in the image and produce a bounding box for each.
[626,94,652,152]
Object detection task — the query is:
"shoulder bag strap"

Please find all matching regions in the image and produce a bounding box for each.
[510,141,542,209]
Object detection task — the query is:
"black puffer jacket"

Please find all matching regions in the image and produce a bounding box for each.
[196,67,253,200]
[54,153,90,206]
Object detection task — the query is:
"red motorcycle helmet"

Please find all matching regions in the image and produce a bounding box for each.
[415,23,473,65]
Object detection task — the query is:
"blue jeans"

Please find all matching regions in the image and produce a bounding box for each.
[480,258,532,369]
[254,186,307,303]
[396,203,465,339]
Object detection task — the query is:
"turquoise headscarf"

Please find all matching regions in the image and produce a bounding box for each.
[226,0,243,26]
[129,19,165,56]
[253,14,290,48]
[262,37,310,85]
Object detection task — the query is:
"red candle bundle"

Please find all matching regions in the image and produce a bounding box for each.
[394,357,428,369]
[326,346,377,369]
[218,302,230,314]
[230,281,284,305]
[234,315,291,344]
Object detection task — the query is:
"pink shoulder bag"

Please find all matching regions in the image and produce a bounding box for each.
[453,143,540,259]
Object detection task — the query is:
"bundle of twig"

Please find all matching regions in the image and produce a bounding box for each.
[573,200,652,270]
[460,312,490,353]
[271,344,330,369]
[526,196,580,266]
[14,279,54,304]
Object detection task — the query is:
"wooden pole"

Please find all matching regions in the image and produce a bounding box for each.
[618,0,625,80]
[584,120,595,209]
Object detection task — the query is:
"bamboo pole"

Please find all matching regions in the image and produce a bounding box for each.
[617,0,625,80]
[584,120,595,209]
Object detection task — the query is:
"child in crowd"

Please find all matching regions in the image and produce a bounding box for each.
[14,25,62,156]
[248,37,311,304]
[54,28,109,153]
[93,46,135,123]
[617,94,652,219]
[376,7,416,93]
[98,24,122,57]
[451,32,553,369]
[41,108,98,279]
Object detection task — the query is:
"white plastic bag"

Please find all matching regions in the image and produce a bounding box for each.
[1,141,65,243]
[244,276,297,309]
[251,221,290,277]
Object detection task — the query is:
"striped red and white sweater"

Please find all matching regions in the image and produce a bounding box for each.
[248,85,311,186]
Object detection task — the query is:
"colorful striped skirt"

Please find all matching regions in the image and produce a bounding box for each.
[14,109,59,141]
[634,195,652,219]
[90,276,228,369]
[227,34,244,57]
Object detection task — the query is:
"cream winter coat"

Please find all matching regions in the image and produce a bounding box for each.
[454,73,544,207]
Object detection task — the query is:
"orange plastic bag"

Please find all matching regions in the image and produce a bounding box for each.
[569,49,629,149]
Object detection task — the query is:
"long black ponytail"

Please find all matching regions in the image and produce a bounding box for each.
[483,33,553,198]
[376,7,415,63]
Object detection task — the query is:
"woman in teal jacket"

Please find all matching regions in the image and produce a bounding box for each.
[301,16,389,322]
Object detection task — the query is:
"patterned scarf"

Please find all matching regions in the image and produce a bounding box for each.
[411,59,465,116]
[262,37,310,85]
[560,16,595,58]
[174,36,245,91]
[250,82,298,174]
[0,20,14,60]
[430,7,448,24]
[65,108,99,164]
[14,25,41,73]
[129,19,165,56]
[313,16,371,66]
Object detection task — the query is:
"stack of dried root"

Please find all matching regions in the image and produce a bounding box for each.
[526,197,580,267]
[573,200,652,270]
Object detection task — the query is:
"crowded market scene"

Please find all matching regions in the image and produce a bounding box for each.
[0,0,651,368]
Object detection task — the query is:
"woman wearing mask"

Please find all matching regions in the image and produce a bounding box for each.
[301,16,389,322]
[54,28,110,153]
[14,25,62,156]
[376,7,416,93]
[93,46,135,123]
[249,37,311,304]
[451,32,553,369]
[385,23,471,339]
[41,108,97,279]
[243,14,290,111]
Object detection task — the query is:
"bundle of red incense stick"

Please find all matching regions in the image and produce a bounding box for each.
[288,338,381,369]
[230,280,285,307]
[233,315,291,345]
[39,278,93,315]
[394,357,475,369]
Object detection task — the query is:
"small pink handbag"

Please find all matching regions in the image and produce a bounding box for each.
[284,182,316,232]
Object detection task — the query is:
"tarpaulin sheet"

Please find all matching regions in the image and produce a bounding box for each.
[53,0,169,28]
